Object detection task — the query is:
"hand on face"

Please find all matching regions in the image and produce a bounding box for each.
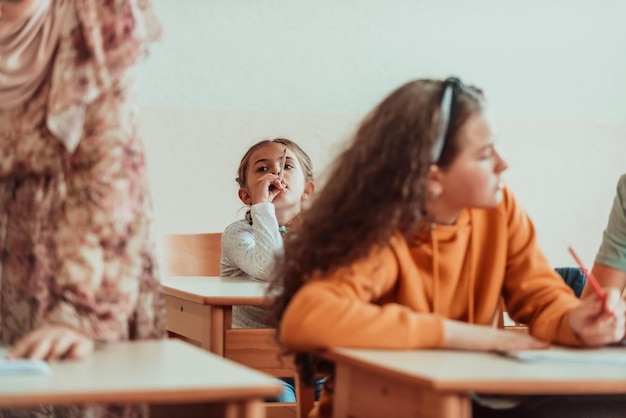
[568,287,626,346]
[240,143,296,206]
[7,324,95,361]
[248,173,285,205]
[239,142,314,227]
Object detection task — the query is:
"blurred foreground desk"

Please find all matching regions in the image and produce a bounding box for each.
[0,339,280,418]
[322,347,626,418]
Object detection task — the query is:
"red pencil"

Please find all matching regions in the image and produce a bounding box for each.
[567,246,607,305]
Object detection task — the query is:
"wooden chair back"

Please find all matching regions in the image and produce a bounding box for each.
[160,233,222,276]
[496,298,528,334]
[498,268,584,334]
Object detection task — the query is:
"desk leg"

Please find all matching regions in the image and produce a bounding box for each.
[209,306,225,355]
[333,364,471,418]
[225,399,264,418]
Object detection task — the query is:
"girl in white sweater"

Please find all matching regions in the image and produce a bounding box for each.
[221,138,315,328]
[220,138,316,402]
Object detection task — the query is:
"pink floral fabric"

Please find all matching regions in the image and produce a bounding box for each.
[0,1,164,417]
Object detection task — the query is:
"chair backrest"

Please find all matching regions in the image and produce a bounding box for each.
[160,233,222,276]
[554,267,586,297]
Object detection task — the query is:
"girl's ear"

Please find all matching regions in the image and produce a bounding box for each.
[427,164,443,199]
[238,188,252,205]
[301,181,315,201]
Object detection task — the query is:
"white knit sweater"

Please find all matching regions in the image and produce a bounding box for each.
[220,202,283,328]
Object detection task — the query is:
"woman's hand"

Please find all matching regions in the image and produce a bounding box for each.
[7,324,94,361]
[568,287,626,346]
[443,320,549,352]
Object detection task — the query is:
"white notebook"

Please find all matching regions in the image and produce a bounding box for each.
[501,346,626,365]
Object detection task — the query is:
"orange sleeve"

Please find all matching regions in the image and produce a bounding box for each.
[279,237,446,351]
[500,189,583,346]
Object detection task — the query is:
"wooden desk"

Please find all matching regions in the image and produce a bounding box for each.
[162,276,310,418]
[162,276,271,354]
[162,276,294,375]
[0,339,280,418]
[323,348,626,418]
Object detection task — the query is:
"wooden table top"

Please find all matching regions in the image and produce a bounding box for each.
[323,347,626,395]
[0,338,281,407]
[161,276,273,306]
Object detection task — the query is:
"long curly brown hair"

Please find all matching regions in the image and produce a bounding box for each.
[269,79,484,379]
[271,78,483,317]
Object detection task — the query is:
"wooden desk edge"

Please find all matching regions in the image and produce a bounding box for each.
[162,287,273,306]
[320,349,439,391]
[320,349,626,395]
[0,385,282,408]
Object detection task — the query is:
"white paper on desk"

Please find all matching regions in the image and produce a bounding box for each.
[0,358,51,376]
[501,346,626,365]
[0,347,51,376]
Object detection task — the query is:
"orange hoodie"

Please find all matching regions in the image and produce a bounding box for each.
[280,187,583,351]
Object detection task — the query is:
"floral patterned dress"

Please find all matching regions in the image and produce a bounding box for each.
[0,1,165,417]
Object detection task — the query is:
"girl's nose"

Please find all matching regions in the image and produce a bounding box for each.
[495,150,508,173]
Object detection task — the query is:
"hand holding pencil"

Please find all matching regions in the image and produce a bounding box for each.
[568,246,607,309]
[567,246,626,346]
[278,148,287,182]
[246,148,287,205]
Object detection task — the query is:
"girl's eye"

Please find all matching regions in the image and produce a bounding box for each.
[284,163,295,170]
[256,166,268,173]
[479,149,494,160]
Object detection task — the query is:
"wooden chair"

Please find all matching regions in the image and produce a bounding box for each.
[159,232,222,276]
[496,299,529,333]
[159,232,313,418]
[497,267,585,334]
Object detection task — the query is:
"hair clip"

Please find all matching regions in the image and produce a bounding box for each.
[431,77,464,164]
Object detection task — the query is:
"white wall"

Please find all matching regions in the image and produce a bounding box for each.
[138,0,626,267]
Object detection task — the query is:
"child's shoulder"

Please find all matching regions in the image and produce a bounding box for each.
[617,174,626,196]
[223,218,251,236]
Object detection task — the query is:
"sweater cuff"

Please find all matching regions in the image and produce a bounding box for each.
[409,314,446,348]
[554,311,585,347]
